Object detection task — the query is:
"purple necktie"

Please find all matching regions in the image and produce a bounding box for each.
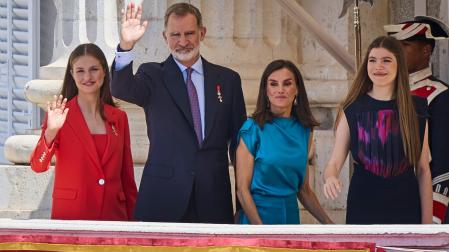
[186,68,202,146]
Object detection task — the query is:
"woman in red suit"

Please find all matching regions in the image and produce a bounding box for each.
[30,43,137,221]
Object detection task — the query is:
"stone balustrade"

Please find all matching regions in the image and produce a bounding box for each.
[1,219,449,250]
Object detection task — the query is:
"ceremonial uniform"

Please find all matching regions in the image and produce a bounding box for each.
[410,67,449,224]
[385,15,449,223]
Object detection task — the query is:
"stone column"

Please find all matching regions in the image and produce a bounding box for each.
[7,0,147,165]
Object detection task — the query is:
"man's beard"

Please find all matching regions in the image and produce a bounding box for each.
[170,45,200,63]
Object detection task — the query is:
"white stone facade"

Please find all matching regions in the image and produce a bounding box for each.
[0,0,421,224]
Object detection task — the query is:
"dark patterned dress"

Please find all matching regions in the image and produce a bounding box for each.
[344,94,428,224]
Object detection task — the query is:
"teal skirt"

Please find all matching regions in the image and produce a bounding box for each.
[238,194,300,224]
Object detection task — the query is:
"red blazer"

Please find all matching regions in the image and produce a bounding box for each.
[30,97,137,221]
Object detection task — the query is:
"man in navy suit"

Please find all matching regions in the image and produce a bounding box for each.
[111,2,246,223]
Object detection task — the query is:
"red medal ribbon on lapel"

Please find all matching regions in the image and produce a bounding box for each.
[216,84,223,103]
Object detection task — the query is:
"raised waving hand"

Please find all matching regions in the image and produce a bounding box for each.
[120,2,149,50]
[44,95,68,146]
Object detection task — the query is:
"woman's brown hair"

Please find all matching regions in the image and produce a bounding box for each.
[252,59,318,129]
[60,43,116,120]
[335,36,421,165]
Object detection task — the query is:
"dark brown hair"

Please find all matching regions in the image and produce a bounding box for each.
[252,59,319,129]
[60,43,115,120]
[335,36,420,165]
[164,2,203,28]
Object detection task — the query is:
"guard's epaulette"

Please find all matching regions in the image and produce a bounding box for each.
[411,76,448,104]
[428,75,449,88]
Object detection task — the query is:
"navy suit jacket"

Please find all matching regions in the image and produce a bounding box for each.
[111,55,246,223]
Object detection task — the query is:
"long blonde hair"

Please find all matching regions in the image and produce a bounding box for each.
[335,36,421,165]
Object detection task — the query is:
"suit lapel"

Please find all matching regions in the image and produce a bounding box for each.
[66,97,102,173]
[101,105,119,166]
[203,58,219,142]
[163,56,195,130]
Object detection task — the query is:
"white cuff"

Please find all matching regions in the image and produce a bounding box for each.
[115,50,135,71]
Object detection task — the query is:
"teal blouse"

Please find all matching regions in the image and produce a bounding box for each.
[238,117,310,197]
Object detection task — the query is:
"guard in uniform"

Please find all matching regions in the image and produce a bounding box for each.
[385,16,449,224]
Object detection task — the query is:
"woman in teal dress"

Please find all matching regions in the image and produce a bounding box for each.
[236,60,333,224]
